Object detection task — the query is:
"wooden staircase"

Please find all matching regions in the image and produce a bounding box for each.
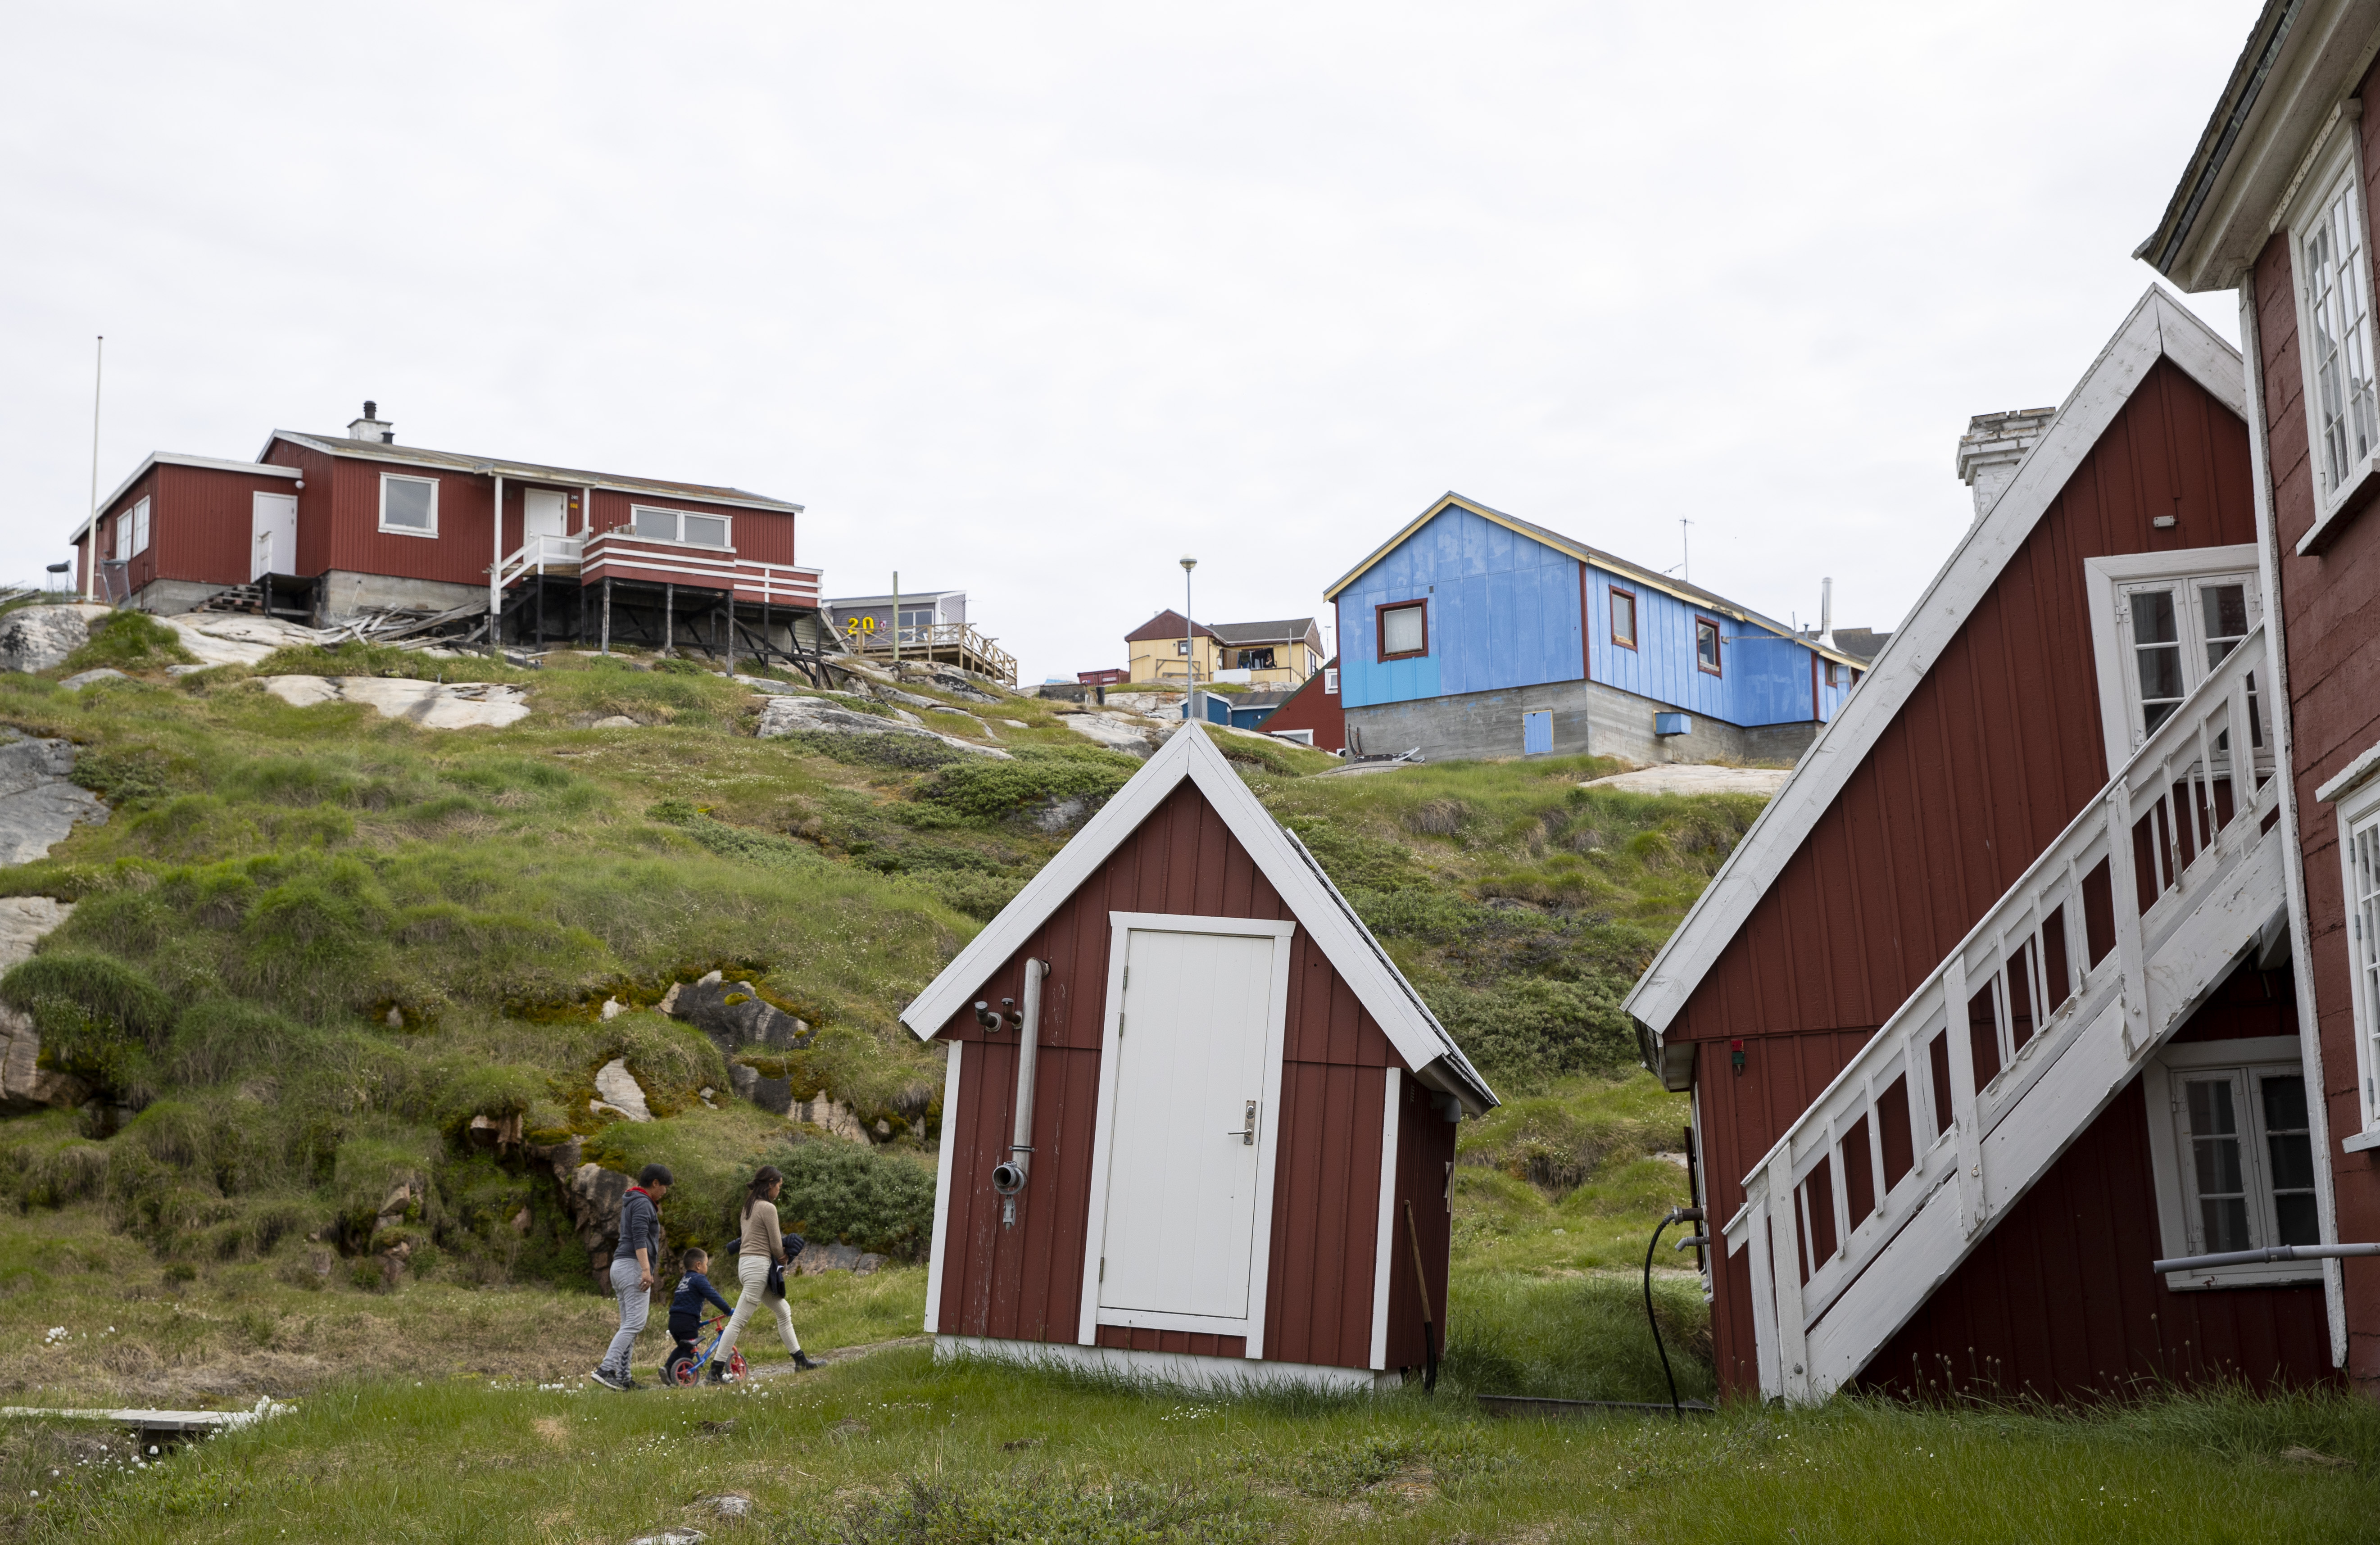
[1725,623,2287,1402]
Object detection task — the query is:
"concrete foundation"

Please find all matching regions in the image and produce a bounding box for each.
[1342,678,1819,767]
[321,572,487,621]
[127,580,240,616]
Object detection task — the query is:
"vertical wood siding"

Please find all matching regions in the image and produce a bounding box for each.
[94,467,160,594]
[1253,661,1346,752]
[153,465,291,587]
[1677,357,2261,1396]
[929,782,1441,1369]
[2250,56,2380,1395]
[1337,505,1583,709]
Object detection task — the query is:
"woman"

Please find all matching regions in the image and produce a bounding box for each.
[708,1164,816,1380]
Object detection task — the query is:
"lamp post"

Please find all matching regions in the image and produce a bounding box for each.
[1180,554,1197,720]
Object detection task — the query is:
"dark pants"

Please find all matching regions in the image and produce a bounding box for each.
[668,1312,701,1366]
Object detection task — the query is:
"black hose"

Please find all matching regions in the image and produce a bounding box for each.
[1644,1211,1683,1419]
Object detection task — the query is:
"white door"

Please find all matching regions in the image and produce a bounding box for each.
[1095,926,1281,1328]
[524,489,568,541]
[251,492,297,581]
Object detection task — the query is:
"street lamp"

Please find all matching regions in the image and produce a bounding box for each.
[1180,555,1198,716]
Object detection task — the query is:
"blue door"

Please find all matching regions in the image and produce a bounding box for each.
[1522,709,1553,756]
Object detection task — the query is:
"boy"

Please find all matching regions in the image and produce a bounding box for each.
[592,1163,671,1391]
[664,1246,733,1382]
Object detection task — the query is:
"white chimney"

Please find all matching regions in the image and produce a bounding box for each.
[1819,576,1835,649]
[1956,407,2055,522]
[347,400,394,444]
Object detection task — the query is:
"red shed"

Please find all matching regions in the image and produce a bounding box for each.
[1256,655,1346,753]
[902,722,1496,1390]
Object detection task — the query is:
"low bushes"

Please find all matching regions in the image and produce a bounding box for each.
[913,745,1137,823]
[764,1137,937,1260]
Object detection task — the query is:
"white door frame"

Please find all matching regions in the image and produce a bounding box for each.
[1077,911,1297,1354]
[250,491,298,582]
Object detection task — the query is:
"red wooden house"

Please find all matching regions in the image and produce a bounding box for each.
[1258,656,1347,753]
[2140,0,2380,1402]
[902,722,1496,1390]
[1628,289,2337,1402]
[68,403,824,663]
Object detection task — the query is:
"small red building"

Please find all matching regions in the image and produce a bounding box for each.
[902,722,1496,1389]
[1258,655,1346,752]
[69,403,824,662]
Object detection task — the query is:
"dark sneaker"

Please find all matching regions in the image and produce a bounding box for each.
[591,1367,630,1391]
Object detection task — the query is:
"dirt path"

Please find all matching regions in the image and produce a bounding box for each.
[744,1335,930,1381]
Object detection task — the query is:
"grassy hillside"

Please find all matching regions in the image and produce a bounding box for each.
[0,624,1776,1409]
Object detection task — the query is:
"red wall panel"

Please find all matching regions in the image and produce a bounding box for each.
[930,780,1442,1370]
[1257,662,1346,752]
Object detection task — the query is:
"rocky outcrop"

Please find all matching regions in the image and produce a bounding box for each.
[591,1058,652,1122]
[0,897,71,971]
[0,1005,89,1114]
[790,1093,873,1144]
[0,733,107,865]
[923,669,1002,704]
[59,669,127,691]
[1060,711,1165,759]
[259,675,531,729]
[163,614,325,668]
[522,1133,631,1282]
[753,693,1009,758]
[663,972,814,1057]
[0,605,111,674]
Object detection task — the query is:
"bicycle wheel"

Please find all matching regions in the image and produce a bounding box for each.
[663,1350,698,1386]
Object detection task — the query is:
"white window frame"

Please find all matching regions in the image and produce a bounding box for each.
[2285,116,2380,552]
[626,504,733,549]
[129,496,150,558]
[378,472,440,538]
[2082,546,2262,773]
[1323,667,1339,696]
[2142,1037,2322,1289]
[2326,751,2380,1146]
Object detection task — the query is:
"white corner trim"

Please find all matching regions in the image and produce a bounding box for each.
[900,725,1492,1111]
[2314,736,2380,803]
[921,1038,965,1336]
[1369,1067,1401,1371]
[1625,288,2247,1036]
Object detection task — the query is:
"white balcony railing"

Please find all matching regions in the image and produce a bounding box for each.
[1725,623,2283,1402]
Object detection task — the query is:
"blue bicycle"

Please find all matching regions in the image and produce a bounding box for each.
[661,1312,748,1387]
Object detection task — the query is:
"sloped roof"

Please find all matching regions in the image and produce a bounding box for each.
[1325,491,1869,671]
[1623,287,2246,1040]
[1124,608,1219,643]
[1209,618,1322,647]
[264,430,803,514]
[899,723,1497,1114]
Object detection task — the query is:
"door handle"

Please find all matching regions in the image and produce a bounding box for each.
[1222,1100,1256,1146]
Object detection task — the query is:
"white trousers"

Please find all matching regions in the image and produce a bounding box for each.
[711,1253,799,1367]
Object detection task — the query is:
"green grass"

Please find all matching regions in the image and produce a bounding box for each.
[5,1349,2372,1544]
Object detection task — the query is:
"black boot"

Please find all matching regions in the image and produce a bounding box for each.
[793,1350,819,1371]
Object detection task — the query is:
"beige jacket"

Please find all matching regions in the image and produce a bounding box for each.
[739,1199,786,1262]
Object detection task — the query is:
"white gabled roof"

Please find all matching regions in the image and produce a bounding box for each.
[1623,287,2247,1040]
[898,723,1499,1114]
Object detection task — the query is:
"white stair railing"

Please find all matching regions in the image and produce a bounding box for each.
[1724,624,2285,1402]
[494,533,585,594]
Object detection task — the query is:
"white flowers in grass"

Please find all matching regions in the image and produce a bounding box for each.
[41,1327,66,1344]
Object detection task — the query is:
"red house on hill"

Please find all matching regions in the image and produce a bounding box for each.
[69,403,825,662]
[902,723,1495,1389]
[1259,656,1347,753]
[1630,290,2338,1402]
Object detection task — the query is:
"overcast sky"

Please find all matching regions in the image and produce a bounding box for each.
[1,3,2256,682]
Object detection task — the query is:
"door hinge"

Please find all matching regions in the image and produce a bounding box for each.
[1122,966,1129,989]
[1117,1015,1125,1036]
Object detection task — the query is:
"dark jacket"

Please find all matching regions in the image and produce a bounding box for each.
[612,1187,664,1264]
[670,1269,733,1323]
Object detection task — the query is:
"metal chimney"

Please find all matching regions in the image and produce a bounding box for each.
[1819,577,1835,649]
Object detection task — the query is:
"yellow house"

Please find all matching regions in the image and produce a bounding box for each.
[1123,611,1324,688]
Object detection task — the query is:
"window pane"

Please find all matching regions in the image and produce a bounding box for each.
[2200,1196,2253,1253]
[681,514,728,548]
[2259,1074,2308,1133]
[383,479,433,530]
[1697,621,1719,670]
[2133,589,2178,644]
[1382,606,1424,656]
[2200,583,2248,644]
[2273,1192,2320,1247]
[1613,593,1635,645]
[632,508,676,539]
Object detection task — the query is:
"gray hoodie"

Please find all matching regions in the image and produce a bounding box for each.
[612,1186,663,1264]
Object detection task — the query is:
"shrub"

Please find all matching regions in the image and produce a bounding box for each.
[913,746,1137,823]
[0,951,177,1096]
[59,610,198,673]
[1432,975,1636,1091]
[763,1138,937,1259]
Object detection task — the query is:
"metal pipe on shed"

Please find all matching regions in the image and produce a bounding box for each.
[989,959,1044,1228]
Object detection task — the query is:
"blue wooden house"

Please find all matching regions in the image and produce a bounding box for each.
[1322,493,1870,764]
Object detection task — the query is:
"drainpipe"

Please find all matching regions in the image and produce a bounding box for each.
[488,472,505,658]
[989,959,1045,1228]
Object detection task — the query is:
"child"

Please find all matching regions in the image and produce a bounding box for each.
[665,1247,733,1382]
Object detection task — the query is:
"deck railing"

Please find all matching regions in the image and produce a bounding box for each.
[1724,624,2279,1401]
[492,531,821,608]
[847,621,1017,684]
